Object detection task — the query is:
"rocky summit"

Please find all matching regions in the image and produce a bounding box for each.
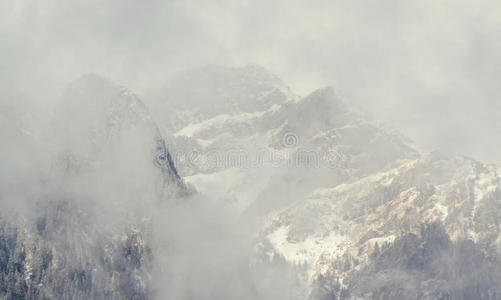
[1,66,500,300]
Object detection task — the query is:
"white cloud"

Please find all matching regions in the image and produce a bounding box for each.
[1,0,501,161]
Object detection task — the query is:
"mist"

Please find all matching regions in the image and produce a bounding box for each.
[3,0,501,162]
[2,1,501,299]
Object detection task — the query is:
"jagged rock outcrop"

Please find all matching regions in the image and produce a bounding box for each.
[150,65,501,300]
[2,66,501,300]
[53,74,186,194]
[0,74,189,299]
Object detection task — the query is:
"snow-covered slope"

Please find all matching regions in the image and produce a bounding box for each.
[152,66,417,215]
[150,65,501,299]
[259,153,501,285]
[152,64,296,133]
[3,65,499,299]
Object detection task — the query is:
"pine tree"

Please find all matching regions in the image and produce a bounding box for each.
[0,273,6,294]
[13,271,27,299]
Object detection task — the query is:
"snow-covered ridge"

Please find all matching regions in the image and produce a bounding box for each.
[259,152,501,285]
[174,104,281,138]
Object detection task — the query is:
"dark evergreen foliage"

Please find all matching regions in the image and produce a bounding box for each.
[310,222,501,300]
[0,201,153,300]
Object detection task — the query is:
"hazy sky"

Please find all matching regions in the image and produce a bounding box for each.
[2,0,501,162]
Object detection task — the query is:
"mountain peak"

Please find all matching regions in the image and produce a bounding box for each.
[64,74,139,105]
[153,65,296,131]
[54,74,186,192]
[301,86,349,113]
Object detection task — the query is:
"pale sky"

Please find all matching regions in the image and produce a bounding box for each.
[2,0,501,162]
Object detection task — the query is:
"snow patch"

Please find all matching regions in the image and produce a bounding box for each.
[174,105,281,138]
[267,226,347,267]
[473,171,497,203]
[434,203,448,221]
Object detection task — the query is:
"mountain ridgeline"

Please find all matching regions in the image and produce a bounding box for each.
[1,66,501,300]
[152,66,501,300]
[0,75,187,299]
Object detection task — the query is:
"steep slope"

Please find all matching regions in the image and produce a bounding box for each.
[3,66,500,299]
[152,66,417,217]
[0,75,188,299]
[151,64,295,133]
[309,222,501,300]
[152,65,501,300]
[259,152,501,298]
[0,201,153,299]
[53,74,186,194]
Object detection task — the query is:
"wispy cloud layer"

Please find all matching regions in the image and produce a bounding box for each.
[1,0,501,161]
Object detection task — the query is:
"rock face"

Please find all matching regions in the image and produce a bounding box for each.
[54,74,185,193]
[152,64,295,133]
[0,75,187,299]
[149,65,501,299]
[2,66,501,299]
[262,153,501,299]
[156,66,417,218]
